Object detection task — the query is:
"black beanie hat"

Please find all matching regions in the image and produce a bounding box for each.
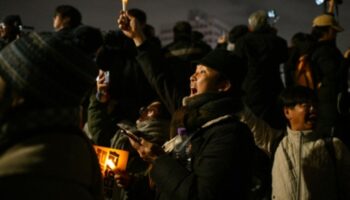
[0,31,98,106]
[194,49,247,92]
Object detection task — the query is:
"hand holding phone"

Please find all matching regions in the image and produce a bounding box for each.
[117,123,141,144]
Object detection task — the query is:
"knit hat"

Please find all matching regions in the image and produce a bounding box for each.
[312,14,344,32]
[0,31,98,106]
[193,49,247,91]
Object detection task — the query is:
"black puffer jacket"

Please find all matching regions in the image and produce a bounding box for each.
[311,40,348,138]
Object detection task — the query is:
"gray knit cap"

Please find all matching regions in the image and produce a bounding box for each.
[0,31,98,106]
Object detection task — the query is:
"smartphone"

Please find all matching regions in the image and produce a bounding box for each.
[117,123,142,144]
[104,71,110,84]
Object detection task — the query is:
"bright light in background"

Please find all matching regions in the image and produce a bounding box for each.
[315,0,325,6]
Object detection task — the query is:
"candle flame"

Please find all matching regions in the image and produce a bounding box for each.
[106,159,116,170]
[122,0,128,11]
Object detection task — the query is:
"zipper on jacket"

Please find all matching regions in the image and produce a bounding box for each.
[296,131,304,200]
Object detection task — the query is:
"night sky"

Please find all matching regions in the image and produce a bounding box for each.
[1,0,349,51]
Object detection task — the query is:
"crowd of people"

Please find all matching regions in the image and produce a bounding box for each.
[0,3,349,200]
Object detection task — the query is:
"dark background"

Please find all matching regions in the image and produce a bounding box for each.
[1,0,349,52]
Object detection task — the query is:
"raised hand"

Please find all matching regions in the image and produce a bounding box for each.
[117,11,145,46]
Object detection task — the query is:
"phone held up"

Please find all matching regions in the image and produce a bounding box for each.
[117,123,142,144]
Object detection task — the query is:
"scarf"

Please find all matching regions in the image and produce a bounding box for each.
[170,92,243,137]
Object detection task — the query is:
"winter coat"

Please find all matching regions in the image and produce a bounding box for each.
[272,128,350,200]
[239,107,350,200]
[151,94,255,200]
[311,40,348,137]
[109,119,169,200]
[234,29,288,129]
[87,33,157,147]
[0,108,103,200]
[136,41,255,199]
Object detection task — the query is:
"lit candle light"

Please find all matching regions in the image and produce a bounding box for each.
[93,145,129,175]
[106,159,116,170]
[122,0,128,12]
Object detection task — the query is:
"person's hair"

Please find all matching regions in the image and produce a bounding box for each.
[291,32,316,55]
[128,8,147,25]
[173,21,192,41]
[228,24,248,43]
[191,30,204,42]
[54,5,82,28]
[143,24,155,38]
[73,25,103,57]
[279,86,317,108]
[248,10,269,32]
[1,15,23,40]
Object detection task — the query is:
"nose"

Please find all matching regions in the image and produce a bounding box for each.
[190,73,196,82]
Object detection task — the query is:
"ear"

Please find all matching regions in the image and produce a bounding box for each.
[283,107,292,120]
[218,80,232,92]
[62,17,71,27]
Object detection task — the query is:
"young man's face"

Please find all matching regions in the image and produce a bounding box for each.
[284,102,317,131]
[189,65,226,97]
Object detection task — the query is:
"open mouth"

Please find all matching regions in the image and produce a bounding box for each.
[190,88,197,96]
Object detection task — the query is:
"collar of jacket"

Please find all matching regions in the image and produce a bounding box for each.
[286,126,319,143]
[163,114,233,153]
[180,92,243,132]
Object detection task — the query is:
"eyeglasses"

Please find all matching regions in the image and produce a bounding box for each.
[299,103,317,111]
[139,106,157,116]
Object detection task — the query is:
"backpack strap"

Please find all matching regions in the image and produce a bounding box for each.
[323,134,341,200]
[269,130,286,160]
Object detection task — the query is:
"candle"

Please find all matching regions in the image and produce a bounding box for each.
[122,0,128,11]
[93,145,129,175]
[94,145,129,198]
